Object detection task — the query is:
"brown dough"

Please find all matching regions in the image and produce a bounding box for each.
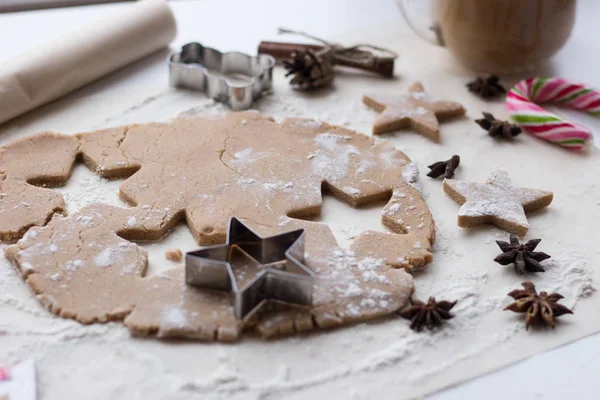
[0,132,77,241]
[165,248,183,262]
[77,126,141,179]
[1,112,435,341]
[0,174,66,243]
[443,169,553,236]
[5,204,147,324]
[0,132,79,186]
[363,82,466,141]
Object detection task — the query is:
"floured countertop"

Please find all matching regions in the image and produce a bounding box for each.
[1,1,600,399]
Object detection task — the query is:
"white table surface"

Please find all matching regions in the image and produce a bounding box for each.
[1,1,599,399]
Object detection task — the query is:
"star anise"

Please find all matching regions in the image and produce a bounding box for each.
[475,112,522,139]
[494,234,551,274]
[505,281,573,330]
[466,75,506,99]
[427,155,460,179]
[282,49,334,90]
[399,297,456,331]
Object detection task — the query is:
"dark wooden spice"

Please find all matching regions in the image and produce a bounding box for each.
[427,155,460,179]
[258,28,398,90]
[467,75,506,99]
[475,112,522,139]
[505,282,573,330]
[494,234,551,274]
[399,297,456,331]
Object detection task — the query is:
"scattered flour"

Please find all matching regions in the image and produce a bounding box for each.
[401,163,420,189]
[314,133,352,151]
[0,91,597,400]
[380,151,398,168]
[338,223,359,241]
[238,178,256,185]
[94,248,113,268]
[22,230,37,240]
[264,181,293,191]
[344,187,361,196]
[54,165,127,214]
[311,139,361,184]
[306,151,319,160]
[293,119,322,129]
[541,250,596,308]
[65,259,84,271]
[162,307,187,329]
[384,203,402,216]
[230,148,267,165]
[341,282,364,298]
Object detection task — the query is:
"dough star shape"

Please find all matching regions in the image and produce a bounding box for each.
[186,217,314,320]
[0,111,435,341]
[362,81,466,141]
[443,169,553,236]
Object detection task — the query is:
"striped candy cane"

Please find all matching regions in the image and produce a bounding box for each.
[0,365,10,381]
[506,77,599,151]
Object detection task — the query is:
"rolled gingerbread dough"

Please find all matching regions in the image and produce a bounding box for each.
[1,111,435,340]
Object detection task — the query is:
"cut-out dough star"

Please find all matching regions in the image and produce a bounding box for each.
[443,169,553,236]
[362,81,466,142]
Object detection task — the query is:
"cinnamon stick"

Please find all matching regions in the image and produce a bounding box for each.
[258,41,323,60]
[258,41,395,78]
[334,54,395,78]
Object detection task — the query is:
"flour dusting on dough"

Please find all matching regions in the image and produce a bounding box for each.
[0,83,596,400]
[162,306,187,328]
[94,248,113,268]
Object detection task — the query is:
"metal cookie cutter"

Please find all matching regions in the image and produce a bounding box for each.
[185,217,314,320]
[169,42,275,111]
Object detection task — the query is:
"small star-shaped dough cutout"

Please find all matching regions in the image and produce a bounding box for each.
[362,82,466,142]
[443,169,553,236]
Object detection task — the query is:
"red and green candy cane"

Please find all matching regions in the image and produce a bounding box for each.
[506,77,599,151]
[0,365,10,381]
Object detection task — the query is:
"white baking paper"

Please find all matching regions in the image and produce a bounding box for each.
[1,5,600,400]
[0,0,176,126]
[0,359,36,400]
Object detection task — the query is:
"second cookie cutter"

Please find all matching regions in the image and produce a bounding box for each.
[169,42,275,111]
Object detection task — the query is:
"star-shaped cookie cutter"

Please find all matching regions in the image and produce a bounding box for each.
[185,218,314,320]
[169,42,275,111]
